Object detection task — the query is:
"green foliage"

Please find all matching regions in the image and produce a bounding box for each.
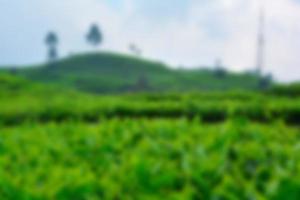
[0,73,299,199]
[269,83,300,97]
[0,119,300,199]
[0,82,300,126]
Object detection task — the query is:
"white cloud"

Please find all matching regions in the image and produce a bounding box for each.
[0,0,299,82]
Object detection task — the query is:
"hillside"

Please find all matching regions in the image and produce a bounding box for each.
[6,52,266,93]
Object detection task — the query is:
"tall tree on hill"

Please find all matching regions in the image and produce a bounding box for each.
[86,24,103,49]
[45,32,59,63]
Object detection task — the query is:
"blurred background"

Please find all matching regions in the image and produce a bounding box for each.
[1,0,299,84]
[2,1,300,199]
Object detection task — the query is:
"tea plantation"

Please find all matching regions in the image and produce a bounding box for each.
[0,74,300,199]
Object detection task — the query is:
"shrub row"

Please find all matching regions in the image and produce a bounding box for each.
[1,102,300,126]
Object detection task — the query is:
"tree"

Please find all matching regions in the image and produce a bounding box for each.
[86,24,102,48]
[45,32,59,62]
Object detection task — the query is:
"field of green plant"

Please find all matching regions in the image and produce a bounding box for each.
[1,87,300,126]
[1,74,300,199]
[1,119,300,199]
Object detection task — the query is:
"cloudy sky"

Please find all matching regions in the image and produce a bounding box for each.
[1,0,300,82]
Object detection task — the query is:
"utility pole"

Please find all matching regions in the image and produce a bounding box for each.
[256,6,266,75]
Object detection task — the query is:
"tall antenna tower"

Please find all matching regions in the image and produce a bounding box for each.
[256,6,266,75]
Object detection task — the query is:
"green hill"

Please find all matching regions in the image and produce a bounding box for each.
[4,52,266,93]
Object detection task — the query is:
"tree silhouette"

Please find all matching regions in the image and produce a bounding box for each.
[45,32,59,62]
[86,24,102,48]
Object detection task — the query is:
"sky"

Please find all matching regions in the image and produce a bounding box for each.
[1,0,300,82]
